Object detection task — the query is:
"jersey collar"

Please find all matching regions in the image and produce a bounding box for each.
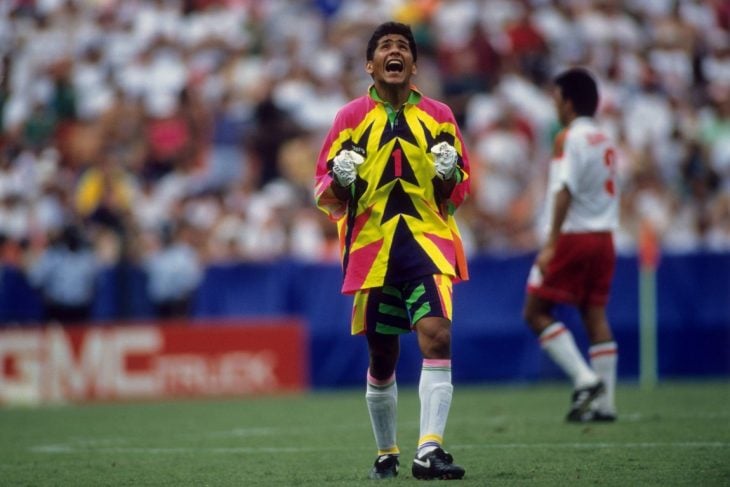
[369,86,422,126]
[368,85,422,107]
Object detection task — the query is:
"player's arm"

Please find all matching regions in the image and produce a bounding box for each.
[330,178,352,201]
[438,113,471,209]
[314,147,363,219]
[430,139,466,200]
[433,167,462,199]
[548,185,572,243]
[314,111,359,218]
[536,127,578,272]
[537,184,572,273]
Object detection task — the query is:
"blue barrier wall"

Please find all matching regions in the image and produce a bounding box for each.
[2,252,729,387]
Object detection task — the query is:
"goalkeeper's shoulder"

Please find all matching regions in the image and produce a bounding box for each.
[415,96,459,124]
[333,95,377,125]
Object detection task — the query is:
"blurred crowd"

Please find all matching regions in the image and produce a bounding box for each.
[1,0,730,318]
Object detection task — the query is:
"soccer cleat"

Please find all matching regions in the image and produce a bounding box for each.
[568,408,618,423]
[369,454,399,480]
[566,381,605,422]
[411,447,465,480]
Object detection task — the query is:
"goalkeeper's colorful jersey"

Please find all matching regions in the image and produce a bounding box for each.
[314,87,470,294]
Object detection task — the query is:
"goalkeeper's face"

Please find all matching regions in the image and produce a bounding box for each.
[366,34,417,87]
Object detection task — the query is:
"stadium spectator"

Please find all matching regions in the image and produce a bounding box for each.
[142,88,196,182]
[503,2,550,86]
[314,22,470,480]
[75,151,135,233]
[142,221,202,319]
[701,95,730,192]
[244,94,303,189]
[706,191,730,250]
[25,223,98,324]
[522,68,619,423]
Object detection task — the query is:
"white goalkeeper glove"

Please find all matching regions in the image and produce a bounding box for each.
[332,150,364,187]
[431,141,458,180]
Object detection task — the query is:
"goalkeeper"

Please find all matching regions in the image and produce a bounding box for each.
[313,21,471,481]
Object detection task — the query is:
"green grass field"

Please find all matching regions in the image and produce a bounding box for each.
[1,381,728,486]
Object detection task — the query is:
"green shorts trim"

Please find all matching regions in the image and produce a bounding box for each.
[351,275,453,335]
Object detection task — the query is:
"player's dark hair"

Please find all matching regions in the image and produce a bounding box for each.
[554,67,599,116]
[366,22,417,62]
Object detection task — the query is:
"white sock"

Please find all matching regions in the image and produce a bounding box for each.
[539,322,598,388]
[590,341,618,414]
[417,359,453,455]
[366,370,399,455]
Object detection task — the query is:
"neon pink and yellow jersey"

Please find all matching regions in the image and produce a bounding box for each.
[314,86,470,294]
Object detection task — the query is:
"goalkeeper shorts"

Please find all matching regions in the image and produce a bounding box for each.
[351,274,453,336]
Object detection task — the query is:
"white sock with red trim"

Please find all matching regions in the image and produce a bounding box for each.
[539,322,598,389]
[366,370,399,455]
[417,359,453,456]
[590,341,618,414]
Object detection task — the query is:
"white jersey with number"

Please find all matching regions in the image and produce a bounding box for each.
[545,116,619,234]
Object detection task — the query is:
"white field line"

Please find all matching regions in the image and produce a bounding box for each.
[457,441,730,449]
[447,412,730,423]
[200,411,675,438]
[27,411,730,455]
[30,441,729,455]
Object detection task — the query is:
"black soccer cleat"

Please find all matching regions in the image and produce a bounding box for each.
[566,381,605,422]
[369,453,399,480]
[411,447,465,480]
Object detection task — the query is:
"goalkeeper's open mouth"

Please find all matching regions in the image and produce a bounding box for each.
[385,59,404,73]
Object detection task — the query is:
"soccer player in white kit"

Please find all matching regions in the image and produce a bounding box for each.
[523,67,619,422]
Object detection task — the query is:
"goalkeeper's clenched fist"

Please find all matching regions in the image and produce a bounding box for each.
[430,141,458,180]
[332,150,365,187]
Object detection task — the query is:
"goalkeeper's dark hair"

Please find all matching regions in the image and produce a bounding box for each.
[554,67,599,117]
[366,22,417,62]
